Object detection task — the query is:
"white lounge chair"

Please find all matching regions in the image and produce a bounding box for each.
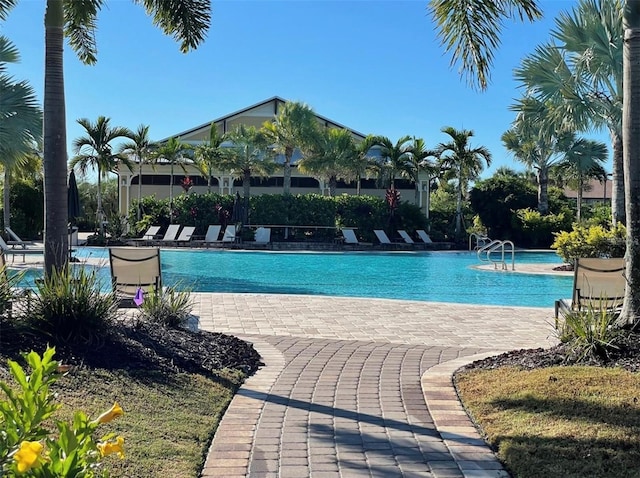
[254,227,271,244]
[374,230,392,245]
[204,225,222,246]
[175,226,195,244]
[0,235,43,262]
[109,247,162,306]
[398,230,414,244]
[554,257,626,327]
[417,230,433,244]
[222,225,236,243]
[5,227,34,249]
[159,224,181,243]
[131,225,161,245]
[341,229,358,245]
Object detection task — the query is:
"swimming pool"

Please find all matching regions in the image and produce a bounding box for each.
[66,248,570,308]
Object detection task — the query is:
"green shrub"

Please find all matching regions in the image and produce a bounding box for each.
[137,285,193,328]
[557,305,623,362]
[552,224,626,263]
[512,208,573,248]
[0,347,125,477]
[19,266,118,345]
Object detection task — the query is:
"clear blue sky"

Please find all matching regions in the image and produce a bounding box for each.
[1,0,611,180]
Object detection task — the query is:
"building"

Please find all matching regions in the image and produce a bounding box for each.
[117,97,431,216]
[562,179,613,205]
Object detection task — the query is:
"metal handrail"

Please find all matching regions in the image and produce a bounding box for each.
[469,233,491,251]
[477,239,515,270]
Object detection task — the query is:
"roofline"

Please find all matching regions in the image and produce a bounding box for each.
[159,96,367,143]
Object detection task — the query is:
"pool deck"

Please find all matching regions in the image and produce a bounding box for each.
[193,281,559,477]
[13,249,563,477]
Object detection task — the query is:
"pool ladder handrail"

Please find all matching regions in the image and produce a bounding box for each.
[476,239,515,270]
[469,232,491,251]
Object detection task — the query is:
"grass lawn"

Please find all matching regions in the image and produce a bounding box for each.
[49,367,243,477]
[456,366,640,478]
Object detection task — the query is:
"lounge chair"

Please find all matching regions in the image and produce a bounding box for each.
[341,228,358,245]
[5,227,35,249]
[130,225,161,245]
[417,230,433,244]
[374,230,392,246]
[554,257,626,327]
[109,247,162,306]
[0,235,43,262]
[398,230,414,244]
[254,227,271,244]
[222,225,236,243]
[175,226,195,244]
[158,224,181,243]
[203,225,222,247]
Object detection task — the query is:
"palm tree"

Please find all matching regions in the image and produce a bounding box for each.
[0,2,211,274]
[261,101,318,194]
[70,116,132,235]
[554,138,608,221]
[514,0,624,224]
[349,135,378,195]
[371,135,413,189]
[118,124,156,222]
[298,128,356,197]
[0,36,42,232]
[153,137,192,222]
[436,126,492,240]
[194,123,226,193]
[408,137,439,206]
[219,124,277,214]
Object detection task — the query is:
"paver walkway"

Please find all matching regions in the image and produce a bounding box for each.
[194,293,557,478]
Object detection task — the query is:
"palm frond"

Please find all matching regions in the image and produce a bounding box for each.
[63,0,101,65]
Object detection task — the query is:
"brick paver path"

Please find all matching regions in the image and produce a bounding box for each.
[196,293,556,478]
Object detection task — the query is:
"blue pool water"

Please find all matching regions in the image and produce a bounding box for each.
[55,248,571,308]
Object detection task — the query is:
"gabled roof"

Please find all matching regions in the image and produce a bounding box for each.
[161,96,368,143]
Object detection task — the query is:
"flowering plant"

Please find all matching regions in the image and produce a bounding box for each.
[0,347,125,477]
[180,176,193,193]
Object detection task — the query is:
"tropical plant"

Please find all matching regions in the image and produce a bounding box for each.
[554,139,609,222]
[70,116,132,235]
[514,0,624,224]
[349,134,379,195]
[219,124,277,213]
[137,284,193,328]
[408,137,439,206]
[0,348,125,477]
[153,137,192,222]
[370,135,413,189]
[558,306,623,361]
[552,223,627,263]
[0,1,210,275]
[298,128,356,196]
[194,122,226,193]
[0,36,42,234]
[261,101,318,194]
[118,124,156,221]
[435,126,492,240]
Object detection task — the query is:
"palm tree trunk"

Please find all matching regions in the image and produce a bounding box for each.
[97,173,104,235]
[43,0,69,276]
[620,2,640,325]
[283,158,292,195]
[455,171,463,238]
[611,130,625,225]
[3,169,10,231]
[537,167,549,215]
[137,160,142,221]
[356,176,361,195]
[243,169,251,224]
[577,175,583,223]
[329,176,337,197]
[169,163,174,223]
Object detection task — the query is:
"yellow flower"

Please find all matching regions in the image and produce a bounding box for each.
[94,402,124,424]
[97,436,125,459]
[14,441,44,473]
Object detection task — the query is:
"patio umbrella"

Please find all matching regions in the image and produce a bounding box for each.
[68,170,81,222]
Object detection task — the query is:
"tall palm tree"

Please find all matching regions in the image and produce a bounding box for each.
[503,96,578,215]
[298,128,356,197]
[194,122,226,193]
[436,126,492,240]
[408,137,439,206]
[118,124,156,221]
[0,35,42,232]
[514,0,624,224]
[0,1,211,275]
[153,137,192,222]
[70,116,132,235]
[349,134,378,195]
[261,101,317,194]
[371,135,413,189]
[554,138,608,222]
[219,124,277,213]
